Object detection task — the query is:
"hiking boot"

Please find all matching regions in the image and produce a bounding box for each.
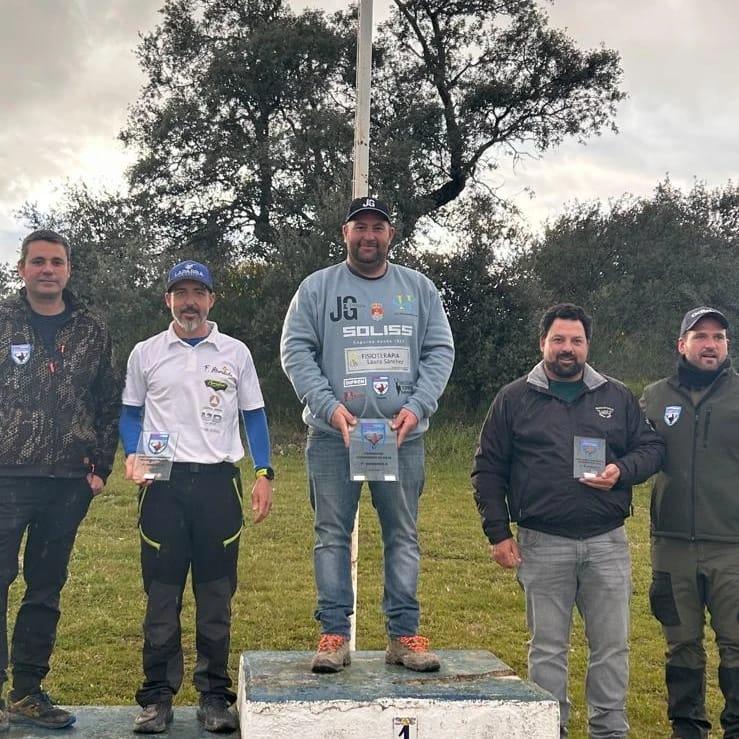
[386,635,441,672]
[197,694,239,733]
[311,634,351,673]
[133,701,173,734]
[7,691,76,729]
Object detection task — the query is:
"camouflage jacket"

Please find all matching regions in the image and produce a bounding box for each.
[0,288,121,481]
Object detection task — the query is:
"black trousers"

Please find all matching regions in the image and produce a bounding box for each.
[0,477,92,698]
[135,464,243,707]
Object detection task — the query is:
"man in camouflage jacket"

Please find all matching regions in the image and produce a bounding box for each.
[0,230,120,731]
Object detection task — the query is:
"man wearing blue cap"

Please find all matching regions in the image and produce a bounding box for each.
[120,261,274,734]
[642,307,739,739]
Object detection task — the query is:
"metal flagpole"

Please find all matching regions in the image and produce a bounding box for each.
[350,0,373,652]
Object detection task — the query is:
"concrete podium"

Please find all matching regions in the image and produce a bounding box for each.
[238,650,558,738]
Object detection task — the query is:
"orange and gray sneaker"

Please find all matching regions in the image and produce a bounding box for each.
[311,634,351,673]
[386,635,441,672]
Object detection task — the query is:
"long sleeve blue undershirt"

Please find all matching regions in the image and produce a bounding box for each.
[119,404,271,470]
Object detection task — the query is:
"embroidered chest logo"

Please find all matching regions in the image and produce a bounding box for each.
[370,303,384,321]
[664,405,682,427]
[10,344,32,366]
[595,406,614,419]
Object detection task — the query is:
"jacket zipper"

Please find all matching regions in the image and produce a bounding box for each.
[703,407,712,448]
[690,410,698,540]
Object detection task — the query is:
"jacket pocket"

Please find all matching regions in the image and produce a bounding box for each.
[649,570,681,626]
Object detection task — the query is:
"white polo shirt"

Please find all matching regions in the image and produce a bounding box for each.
[122,322,264,464]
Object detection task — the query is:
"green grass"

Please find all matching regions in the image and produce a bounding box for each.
[8,422,722,737]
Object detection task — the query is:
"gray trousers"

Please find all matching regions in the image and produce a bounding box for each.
[517,526,632,738]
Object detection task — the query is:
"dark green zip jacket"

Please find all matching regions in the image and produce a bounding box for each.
[0,288,121,481]
[641,366,739,542]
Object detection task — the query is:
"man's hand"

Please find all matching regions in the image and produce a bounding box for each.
[125,453,152,487]
[87,473,105,496]
[251,476,273,524]
[580,463,621,491]
[330,404,357,447]
[391,408,418,447]
[490,537,522,569]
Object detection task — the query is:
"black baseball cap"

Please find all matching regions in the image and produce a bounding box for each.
[679,306,729,336]
[344,197,392,224]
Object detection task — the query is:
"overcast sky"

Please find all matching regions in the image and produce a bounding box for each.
[1,0,737,261]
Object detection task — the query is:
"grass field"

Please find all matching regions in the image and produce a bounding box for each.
[9,423,722,738]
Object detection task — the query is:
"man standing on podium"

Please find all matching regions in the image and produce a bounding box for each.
[120,260,273,734]
[281,197,454,674]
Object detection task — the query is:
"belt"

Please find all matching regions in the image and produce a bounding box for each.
[171,461,236,474]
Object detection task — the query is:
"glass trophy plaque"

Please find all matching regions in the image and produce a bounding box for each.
[350,419,399,482]
[573,435,606,479]
[133,431,178,481]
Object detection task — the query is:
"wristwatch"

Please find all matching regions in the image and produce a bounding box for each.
[255,466,275,481]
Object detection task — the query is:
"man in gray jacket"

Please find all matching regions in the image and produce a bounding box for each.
[642,307,739,739]
[281,197,454,674]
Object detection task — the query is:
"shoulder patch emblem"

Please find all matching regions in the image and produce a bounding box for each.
[595,406,614,419]
[10,344,32,366]
[664,405,682,427]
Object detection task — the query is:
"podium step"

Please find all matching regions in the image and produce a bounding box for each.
[238,650,558,738]
[6,706,229,738]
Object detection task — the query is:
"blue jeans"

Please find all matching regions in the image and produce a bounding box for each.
[516,526,632,739]
[306,430,425,638]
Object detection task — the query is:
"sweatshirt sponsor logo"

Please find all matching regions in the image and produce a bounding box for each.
[329,295,358,322]
[343,390,365,403]
[343,324,413,338]
[393,294,416,314]
[370,303,384,321]
[372,376,390,396]
[343,377,367,388]
[595,406,614,419]
[345,347,410,373]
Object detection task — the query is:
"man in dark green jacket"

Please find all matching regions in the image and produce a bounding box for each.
[642,307,739,739]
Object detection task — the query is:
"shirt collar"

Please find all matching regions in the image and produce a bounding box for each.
[165,320,221,348]
[527,360,607,391]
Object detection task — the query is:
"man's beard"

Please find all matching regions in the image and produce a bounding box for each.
[545,354,584,379]
[173,310,206,333]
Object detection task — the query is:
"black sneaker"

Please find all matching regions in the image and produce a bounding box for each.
[197,694,238,733]
[7,691,75,729]
[133,701,173,734]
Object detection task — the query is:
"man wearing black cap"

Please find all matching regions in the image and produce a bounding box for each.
[281,197,454,673]
[642,307,739,739]
[120,261,273,734]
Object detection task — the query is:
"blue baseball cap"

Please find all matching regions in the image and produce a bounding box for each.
[166,261,213,292]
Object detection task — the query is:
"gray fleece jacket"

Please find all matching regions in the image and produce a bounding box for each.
[280,261,454,439]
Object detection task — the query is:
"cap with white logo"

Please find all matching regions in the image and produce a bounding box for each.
[166,261,214,292]
[679,306,729,336]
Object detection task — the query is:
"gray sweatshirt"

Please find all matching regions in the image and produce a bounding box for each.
[280,261,454,439]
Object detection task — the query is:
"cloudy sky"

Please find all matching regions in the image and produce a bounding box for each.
[1,0,737,261]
